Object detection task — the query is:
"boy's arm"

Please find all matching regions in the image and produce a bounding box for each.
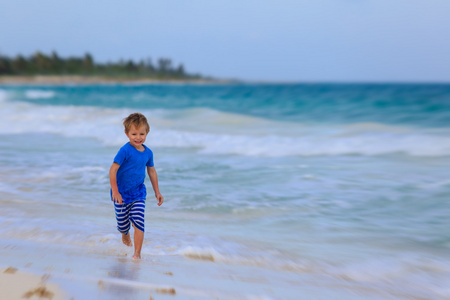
[147,166,164,206]
[109,163,123,204]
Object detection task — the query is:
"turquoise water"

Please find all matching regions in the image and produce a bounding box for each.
[0,83,449,299]
[7,84,450,126]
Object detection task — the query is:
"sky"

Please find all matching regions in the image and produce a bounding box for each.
[1,0,450,82]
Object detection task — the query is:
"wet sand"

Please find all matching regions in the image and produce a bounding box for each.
[0,267,66,300]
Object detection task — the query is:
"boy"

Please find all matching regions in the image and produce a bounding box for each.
[109,112,164,259]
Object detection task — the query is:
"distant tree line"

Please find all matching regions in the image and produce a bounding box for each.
[0,51,204,79]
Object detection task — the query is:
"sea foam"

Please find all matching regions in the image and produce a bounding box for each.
[0,97,449,157]
[24,89,56,99]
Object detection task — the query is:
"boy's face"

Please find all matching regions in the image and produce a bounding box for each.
[125,125,148,149]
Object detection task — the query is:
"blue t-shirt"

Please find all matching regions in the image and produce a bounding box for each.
[113,142,154,204]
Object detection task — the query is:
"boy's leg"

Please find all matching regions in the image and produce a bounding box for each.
[132,223,144,259]
[114,202,132,247]
[129,199,146,259]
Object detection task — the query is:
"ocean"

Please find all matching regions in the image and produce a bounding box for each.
[0,83,449,299]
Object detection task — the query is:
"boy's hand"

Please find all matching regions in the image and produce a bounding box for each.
[112,191,123,205]
[156,193,164,206]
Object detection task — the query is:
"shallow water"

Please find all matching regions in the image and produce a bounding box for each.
[0,84,449,299]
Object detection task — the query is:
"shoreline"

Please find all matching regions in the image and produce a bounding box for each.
[2,76,448,86]
[0,267,66,300]
[0,75,236,85]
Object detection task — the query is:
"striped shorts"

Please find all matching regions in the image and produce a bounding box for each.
[114,199,145,234]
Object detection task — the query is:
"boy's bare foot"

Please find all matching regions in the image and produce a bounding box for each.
[132,253,141,260]
[122,233,132,247]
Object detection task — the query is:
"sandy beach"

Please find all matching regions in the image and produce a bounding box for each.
[0,267,66,300]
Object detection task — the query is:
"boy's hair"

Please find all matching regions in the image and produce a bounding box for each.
[123,113,150,133]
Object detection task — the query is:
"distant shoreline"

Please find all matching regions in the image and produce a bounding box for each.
[0,75,234,85]
[3,75,445,86]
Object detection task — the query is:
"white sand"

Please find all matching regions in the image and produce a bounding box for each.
[0,75,219,85]
[0,267,66,300]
